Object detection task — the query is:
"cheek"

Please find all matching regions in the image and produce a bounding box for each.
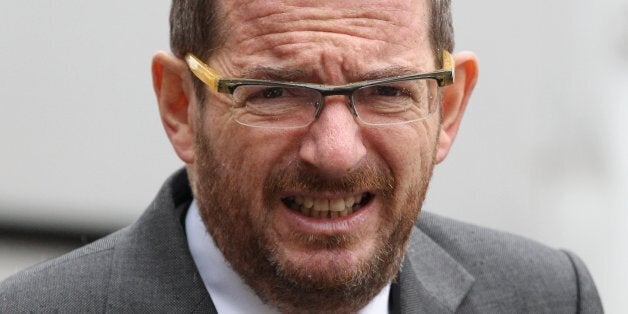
[365,120,438,182]
[205,117,301,194]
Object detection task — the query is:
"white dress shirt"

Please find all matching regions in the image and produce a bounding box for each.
[185,200,391,314]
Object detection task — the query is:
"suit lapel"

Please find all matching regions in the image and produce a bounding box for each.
[105,170,217,313]
[391,226,475,314]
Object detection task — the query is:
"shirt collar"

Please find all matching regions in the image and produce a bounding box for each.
[185,200,391,313]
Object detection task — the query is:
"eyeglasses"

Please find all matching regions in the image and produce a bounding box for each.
[185,51,454,128]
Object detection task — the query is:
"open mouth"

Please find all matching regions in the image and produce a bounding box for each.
[282,193,373,219]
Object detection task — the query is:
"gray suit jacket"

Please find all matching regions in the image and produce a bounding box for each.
[1,169,603,313]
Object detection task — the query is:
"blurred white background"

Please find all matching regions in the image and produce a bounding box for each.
[0,1,626,312]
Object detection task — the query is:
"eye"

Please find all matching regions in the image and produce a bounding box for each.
[375,85,405,97]
[261,87,284,99]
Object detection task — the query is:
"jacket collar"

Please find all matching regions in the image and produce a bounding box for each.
[106,169,216,313]
[391,224,476,313]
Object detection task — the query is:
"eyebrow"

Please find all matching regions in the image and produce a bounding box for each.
[356,66,422,81]
[237,65,424,83]
[238,67,311,82]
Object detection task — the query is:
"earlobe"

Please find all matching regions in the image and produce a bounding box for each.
[435,51,479,164]
[152,51,196,164]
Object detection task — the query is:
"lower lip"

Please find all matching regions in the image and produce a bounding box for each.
[278,199,374,235]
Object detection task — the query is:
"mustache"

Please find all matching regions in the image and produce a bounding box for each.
[265,161,395,198]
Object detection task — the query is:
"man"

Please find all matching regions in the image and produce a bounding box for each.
[1,0,603,313]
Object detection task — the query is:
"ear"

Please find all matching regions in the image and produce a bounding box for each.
[152,51,196,164]
[435,51,479,164]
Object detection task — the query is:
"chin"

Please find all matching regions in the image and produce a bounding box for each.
[255,225,406,313]
[276,239,379,282]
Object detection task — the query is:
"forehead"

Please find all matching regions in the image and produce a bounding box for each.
[213,0,433,78]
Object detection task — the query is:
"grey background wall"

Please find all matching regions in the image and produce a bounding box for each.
[1,1,626,312]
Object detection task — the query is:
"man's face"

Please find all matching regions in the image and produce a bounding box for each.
[192,0,439,312]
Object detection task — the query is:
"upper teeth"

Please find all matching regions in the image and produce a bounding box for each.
[290,194,365,218]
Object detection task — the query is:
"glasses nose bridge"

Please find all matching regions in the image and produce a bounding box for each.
[314,88,358,119]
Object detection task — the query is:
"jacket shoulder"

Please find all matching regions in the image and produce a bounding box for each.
[416,212,603,313]
[0,229,125,312]
[417,211,569,267]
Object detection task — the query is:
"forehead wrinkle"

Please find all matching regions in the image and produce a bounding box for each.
[232,1,416,26]
[222,2,427,56]
[236,17,416,54]
[214,0,434,83]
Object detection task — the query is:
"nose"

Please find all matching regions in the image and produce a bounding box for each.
[298,96,367,176]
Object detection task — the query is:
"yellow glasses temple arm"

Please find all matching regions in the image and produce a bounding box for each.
[441,50,455,85]
[185,53,221,91]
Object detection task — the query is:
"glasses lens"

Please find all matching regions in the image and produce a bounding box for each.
[231,85,319,128]
[352,79,439,125]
